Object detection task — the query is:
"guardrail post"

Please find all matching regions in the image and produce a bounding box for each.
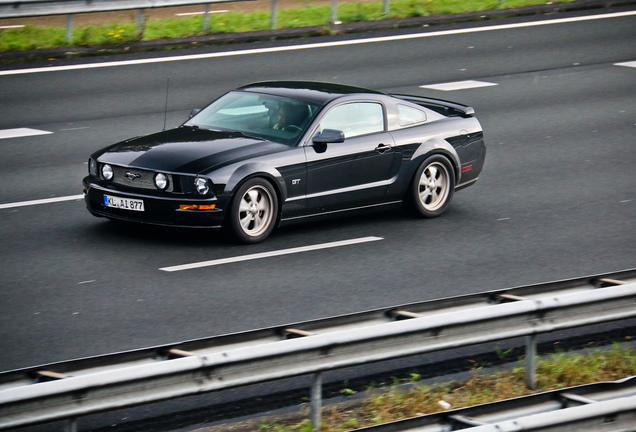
[64,418,77,432]
[202,4,210,31]
[525,334,537,390]
[330,0,338,23]
[311,372,323,431]
[382,0,390,16]
[270,0,278,29]
[136,9,145,37]
[65,14,73,44]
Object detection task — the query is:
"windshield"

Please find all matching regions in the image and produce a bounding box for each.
[184,91,321,145]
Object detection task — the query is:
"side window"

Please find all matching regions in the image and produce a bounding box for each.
[320,102,385,138]
[397,104,427,126]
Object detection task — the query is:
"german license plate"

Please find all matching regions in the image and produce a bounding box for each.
[103,194,144,212]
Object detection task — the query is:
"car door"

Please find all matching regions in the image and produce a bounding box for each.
[303,101,396,212]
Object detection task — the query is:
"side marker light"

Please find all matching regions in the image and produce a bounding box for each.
[179,204,216,210]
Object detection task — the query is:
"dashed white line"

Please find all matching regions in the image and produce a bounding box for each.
[0,194,84,210]
[159,236,384,272]
[0,128,52,139]
[615,61,636,68]
[420,80,498,91]
[0,11,634,76]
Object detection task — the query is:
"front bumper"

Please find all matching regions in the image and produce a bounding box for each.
[83,178,226,228]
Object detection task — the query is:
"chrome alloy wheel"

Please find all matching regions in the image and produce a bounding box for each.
[406,155,455,218]
[236,182,276,239]
[227,178,278,244]
[418,161,451,212]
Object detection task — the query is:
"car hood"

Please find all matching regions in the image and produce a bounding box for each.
[93,127,288,174]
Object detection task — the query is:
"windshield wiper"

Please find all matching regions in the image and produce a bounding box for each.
[229,130,265,141]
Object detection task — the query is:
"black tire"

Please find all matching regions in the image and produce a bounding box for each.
[406,155,455,218]
[226,178,278,244]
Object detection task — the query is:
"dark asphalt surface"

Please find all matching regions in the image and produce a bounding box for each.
[0,5,635,430]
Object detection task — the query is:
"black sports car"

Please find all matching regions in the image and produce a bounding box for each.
[83,81,486,243]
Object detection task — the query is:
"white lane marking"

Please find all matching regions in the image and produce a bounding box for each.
[0,194,84,210]
[0,128,53,139]
[1,11,634,76]
[615,61,636,68]
[0,25,25,29]
[420,80,498,91]
[160,236,384,272]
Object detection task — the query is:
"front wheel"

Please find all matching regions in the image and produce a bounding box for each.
[226,178,278,244]
[406,155,455,218]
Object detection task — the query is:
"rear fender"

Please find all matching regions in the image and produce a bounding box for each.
[410,138,461,183]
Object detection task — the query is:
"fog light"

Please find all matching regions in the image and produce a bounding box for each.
[101,164,113,181]
[154,173,169,190]
[194,177,209,195]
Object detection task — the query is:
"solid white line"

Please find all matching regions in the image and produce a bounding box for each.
[1,10,634,76]
[0,128,53,139]
[160,236,384,272]
[0,194,84,210]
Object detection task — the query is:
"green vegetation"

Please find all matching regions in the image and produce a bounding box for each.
[0,0,577,51]
[259,344,635,432]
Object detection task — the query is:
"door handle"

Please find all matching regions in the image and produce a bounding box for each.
[375,143,391,153]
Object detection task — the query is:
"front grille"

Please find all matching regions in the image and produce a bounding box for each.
[110,166,175,193]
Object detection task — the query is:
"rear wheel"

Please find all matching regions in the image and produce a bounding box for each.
[407,155,455,218]
[227,178,278,244]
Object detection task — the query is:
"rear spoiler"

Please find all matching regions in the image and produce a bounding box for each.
[392,94,475,117]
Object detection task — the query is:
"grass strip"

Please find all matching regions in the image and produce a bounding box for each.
[0,0,577,51]
[257,343,635,432]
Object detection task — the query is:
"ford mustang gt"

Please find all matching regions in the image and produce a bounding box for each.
[83,81,486,243]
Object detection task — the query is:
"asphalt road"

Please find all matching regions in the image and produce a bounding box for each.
[0,6,635,429]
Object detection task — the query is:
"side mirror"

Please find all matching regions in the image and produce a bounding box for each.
[313,129,345,144]
[189,108,202,119]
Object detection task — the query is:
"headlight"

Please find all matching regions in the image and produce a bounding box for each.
[194,177,209,195]
[89,158,98,177]
[101,164,114,181]
[154,173,169,190]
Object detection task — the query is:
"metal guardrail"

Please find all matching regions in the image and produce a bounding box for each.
[0,0,239,17]
[0,269,635,431]
[355,376,636,431]
[0,0,258,43]
[2,0,634,46]
[0,0,371,42]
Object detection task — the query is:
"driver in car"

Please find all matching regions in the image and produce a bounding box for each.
[273,103,307,132]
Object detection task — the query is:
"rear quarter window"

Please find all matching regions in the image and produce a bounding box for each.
[397,104,427,126]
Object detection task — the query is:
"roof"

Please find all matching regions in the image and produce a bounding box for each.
[238,81,385,105]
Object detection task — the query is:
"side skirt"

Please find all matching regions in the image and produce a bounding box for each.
[280,200,403,226]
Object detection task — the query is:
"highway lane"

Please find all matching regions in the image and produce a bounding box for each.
[1,9,635,126]
[1,6,635,380]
